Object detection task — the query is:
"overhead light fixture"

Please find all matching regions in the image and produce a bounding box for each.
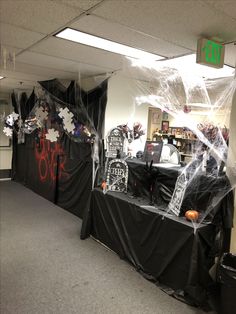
[0,76,5,80]
[55,28,164,61]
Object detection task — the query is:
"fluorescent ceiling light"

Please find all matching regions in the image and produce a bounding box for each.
[55,28,164,61]
[0,76,5,80]
[162,54,235,79]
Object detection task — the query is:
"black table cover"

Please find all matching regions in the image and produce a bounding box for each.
[81,188,218,306]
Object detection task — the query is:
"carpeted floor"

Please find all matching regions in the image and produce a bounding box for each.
[0,181,214,314]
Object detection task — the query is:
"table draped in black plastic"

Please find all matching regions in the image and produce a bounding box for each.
[81,188,217,306]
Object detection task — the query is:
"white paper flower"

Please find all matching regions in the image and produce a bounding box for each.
[3,126,13,137]
[11,112,19,121]
[59,107,74,121]
[63,120,75,133]
[45,128,59,142]
[58,107,69,118]
[35,107,48,121]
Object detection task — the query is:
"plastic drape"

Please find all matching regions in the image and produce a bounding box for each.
[100,57,236,231]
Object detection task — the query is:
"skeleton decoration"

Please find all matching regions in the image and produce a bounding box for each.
[106,159,128,193]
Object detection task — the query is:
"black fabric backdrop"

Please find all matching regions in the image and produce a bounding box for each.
[126,159,234,228]
[11,79,108,218]
[81,188,217,306]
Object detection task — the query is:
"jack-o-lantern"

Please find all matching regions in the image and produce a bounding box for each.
[185,210,199,221]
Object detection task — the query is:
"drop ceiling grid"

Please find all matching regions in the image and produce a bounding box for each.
[0,0,83,35]
[0,23,45,50]
[30,37,124,70]
[204,0,236,21]
[51,0,105,11]
[0,77,38,91]
[71,15,192,57]
[92,0,236,50]
[16,51,114,75]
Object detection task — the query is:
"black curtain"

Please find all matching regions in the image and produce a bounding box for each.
[11,79,108,219]
[39,78,108,138]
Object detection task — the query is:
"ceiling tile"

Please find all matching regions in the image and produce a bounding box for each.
[51,0,104,11]
[30,37,124,71]
[0,76,36,93]
[13,62,78,80]
[71,15,192,58]
[17,51,112,76]
[93,0,236,51]
[204,0,236,21]
[0,0,83,35]
[0,23,44,49]
[0,62,79,92]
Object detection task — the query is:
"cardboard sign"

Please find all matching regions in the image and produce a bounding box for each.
[106,159,128,192]
[106,128,125,158]
[142,141,163,163]
[168,172,187,216]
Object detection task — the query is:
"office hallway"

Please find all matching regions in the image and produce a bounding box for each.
[0,181,210,314]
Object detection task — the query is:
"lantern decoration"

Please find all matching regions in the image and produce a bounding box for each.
[185,210,199,222]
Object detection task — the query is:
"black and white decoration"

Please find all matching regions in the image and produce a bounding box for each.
[106,159,128,193]
[106,128,125,158]
[168,172,187,216]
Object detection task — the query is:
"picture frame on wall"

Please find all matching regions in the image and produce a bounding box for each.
[162,111,169,120]
[161,120,169,132]
[152,111,161,124]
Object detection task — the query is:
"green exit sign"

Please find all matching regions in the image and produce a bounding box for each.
[197,38,225,68]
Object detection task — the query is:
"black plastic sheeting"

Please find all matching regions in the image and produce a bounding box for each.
[39,79,107,138]
[11,90,36,120]
[12,131,92,218]
[219,253,236,314]
[127,159,234,228]
[81,188,218,306]
[11,79,108,218]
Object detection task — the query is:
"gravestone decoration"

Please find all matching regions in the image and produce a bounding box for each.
[106,159,128,192]
[168,172,187,216]
[106,128,125,158]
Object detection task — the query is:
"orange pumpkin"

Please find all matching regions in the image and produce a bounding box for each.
[101,181,107,190]
[185,210,199,221]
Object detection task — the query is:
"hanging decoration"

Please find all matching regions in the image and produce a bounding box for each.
[58,107,75,134]
[45,128,59,142]
[117,122,145,143]
[24,117,40,134]
[35,106,49,122]
[5,112,19,126]
[0,45,16,70]
[3,126,13,137]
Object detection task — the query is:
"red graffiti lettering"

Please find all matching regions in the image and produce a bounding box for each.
[35,136,68,183]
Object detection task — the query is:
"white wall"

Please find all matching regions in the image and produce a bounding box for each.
[227,90,236,253]
[0,93,12,170]
[105,73,149,136]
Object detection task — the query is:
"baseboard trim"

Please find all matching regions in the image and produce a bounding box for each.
[0,169,11,179]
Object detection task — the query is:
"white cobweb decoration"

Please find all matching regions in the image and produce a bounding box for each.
[3,126,13,137]
[45,128,59,142]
